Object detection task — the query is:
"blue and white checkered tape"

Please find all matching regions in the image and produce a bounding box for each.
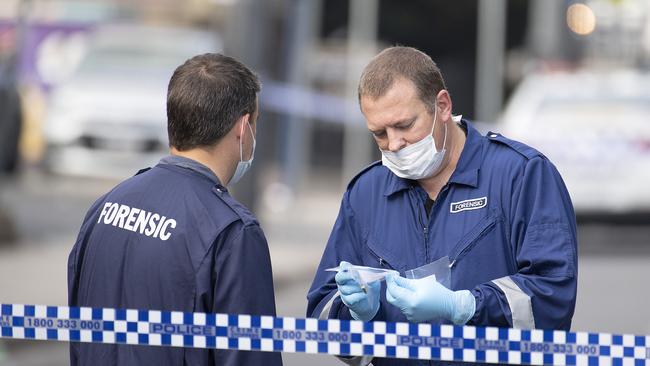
[1,303,649,365]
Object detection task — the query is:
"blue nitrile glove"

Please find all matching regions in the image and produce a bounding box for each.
[385,274,475,324]
[335,261,381,321]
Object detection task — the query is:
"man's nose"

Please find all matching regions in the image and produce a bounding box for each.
[387,131,407,152]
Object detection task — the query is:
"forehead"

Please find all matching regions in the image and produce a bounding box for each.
[361,78,425,128]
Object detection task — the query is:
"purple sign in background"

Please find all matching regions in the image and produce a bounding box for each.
[0,20,94,91]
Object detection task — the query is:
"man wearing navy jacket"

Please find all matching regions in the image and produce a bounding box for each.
[307,47,577,366]
[68,53,282,366]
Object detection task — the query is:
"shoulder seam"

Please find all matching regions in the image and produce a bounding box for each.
[211,189,257,226]
[347,161,383,190]
[487,133,543,160]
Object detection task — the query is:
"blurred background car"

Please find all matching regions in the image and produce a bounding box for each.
[43,24,221,179]
[499,70,650,221]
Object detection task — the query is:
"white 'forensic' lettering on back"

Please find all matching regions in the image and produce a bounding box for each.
[97,202,177,241]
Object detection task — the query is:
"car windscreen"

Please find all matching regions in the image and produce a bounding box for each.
[75,46,190,76]
[74,29,217,77]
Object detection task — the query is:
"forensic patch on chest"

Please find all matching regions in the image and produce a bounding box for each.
[450,197,487,213]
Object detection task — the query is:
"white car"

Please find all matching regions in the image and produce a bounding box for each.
[498,70,650,219]
[44,24,221,179]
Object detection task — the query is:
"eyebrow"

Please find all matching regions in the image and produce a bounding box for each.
[369,117,416,134]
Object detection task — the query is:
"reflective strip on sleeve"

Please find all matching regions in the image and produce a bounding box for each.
[492,276,536,329]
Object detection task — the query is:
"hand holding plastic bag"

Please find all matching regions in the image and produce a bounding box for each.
[385,274,475,324]
[333,261,382,321]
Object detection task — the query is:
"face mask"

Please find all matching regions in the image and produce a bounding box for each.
[380,106,447,180]
[229,120,256,186]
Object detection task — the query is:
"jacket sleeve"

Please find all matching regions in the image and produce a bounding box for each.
[68,195,108,366]
[306,191,368,321]
[211,222,283,366]
[470,156,578,330]
[68,196,109,306]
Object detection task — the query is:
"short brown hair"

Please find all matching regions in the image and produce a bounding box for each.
[358,46,446,113]
[167,53,260,151]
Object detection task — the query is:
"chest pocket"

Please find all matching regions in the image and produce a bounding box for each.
[448,209,515,290]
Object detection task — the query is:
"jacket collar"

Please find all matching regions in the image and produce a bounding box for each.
[447,119,483,188]
[158,155,224,187]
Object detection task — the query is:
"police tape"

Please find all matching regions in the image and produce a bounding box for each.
[1,303,649,365]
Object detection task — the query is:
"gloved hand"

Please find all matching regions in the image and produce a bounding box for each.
[385,274,475,324]
[335,261,381,321]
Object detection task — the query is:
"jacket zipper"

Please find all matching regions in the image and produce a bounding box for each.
[368,245,395,270]
[420,185,449,263]
[449,218,497,268]
[414,190,430,262]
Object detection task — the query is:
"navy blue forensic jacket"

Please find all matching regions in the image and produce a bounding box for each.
[307,120,578,366]
[68,155,282,366]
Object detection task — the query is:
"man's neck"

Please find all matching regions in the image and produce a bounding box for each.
[418,121,467,200]
[170,146,232,185]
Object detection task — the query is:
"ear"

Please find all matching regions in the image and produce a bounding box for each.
[235,113,251,140]
[436,90,453,122]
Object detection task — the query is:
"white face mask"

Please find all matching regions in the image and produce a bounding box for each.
[380,106,448,180]
[229,120,256,186]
